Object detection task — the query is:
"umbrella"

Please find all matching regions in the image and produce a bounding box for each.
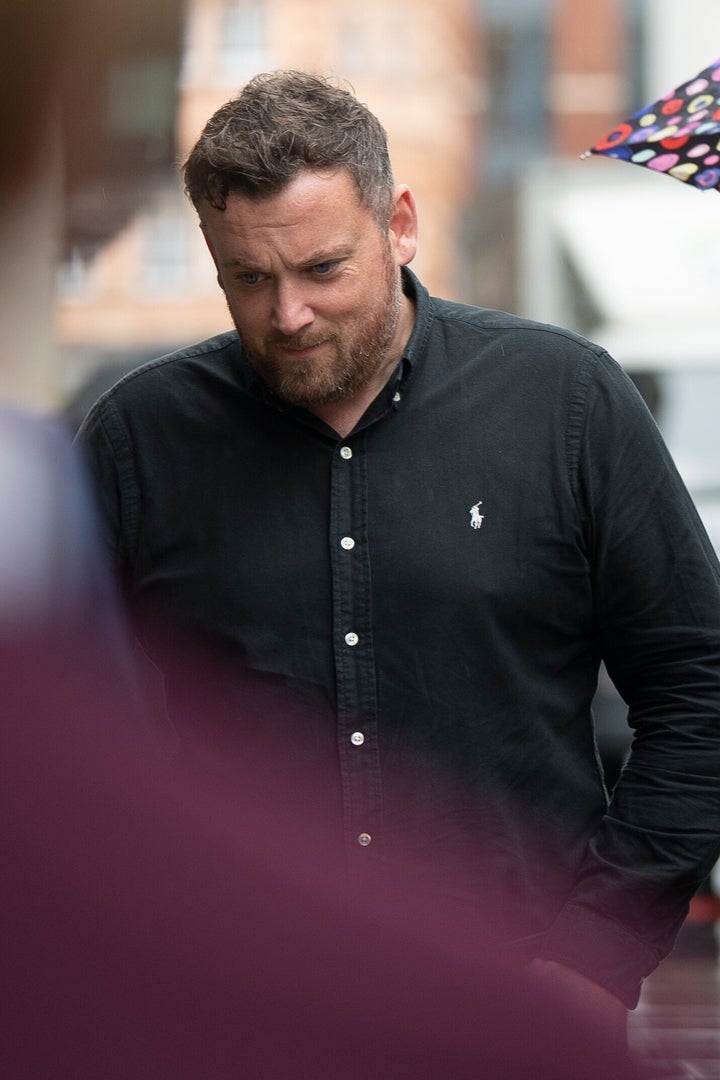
[584,56,720,192]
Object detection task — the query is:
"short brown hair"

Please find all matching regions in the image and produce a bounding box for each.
[183,70,395,226]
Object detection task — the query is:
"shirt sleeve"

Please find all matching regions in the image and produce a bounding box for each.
[75,395,140,579]
[539,348,720,1007]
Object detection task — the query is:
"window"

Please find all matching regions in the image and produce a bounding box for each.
[56,248,93,299]
[483,10,549,185]
[139,201,189,292]
[218,0,266,83]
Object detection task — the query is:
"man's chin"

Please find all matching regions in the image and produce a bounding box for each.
[256,358,358,409]
[275,380,352,409]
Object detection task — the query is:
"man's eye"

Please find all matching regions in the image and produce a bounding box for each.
[312,262,336,276]
[238,272,263,286]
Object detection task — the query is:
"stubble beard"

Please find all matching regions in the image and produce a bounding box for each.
[238,257,403,410]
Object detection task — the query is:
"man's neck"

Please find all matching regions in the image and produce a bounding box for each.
[311,391,384,439]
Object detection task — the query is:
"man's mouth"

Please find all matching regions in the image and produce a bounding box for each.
[276,337,329,357]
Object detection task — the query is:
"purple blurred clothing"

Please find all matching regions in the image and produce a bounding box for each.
[2,649,644,1080]
[0,407,143,702]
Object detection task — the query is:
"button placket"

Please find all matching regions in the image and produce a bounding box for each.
[329,437,383,859]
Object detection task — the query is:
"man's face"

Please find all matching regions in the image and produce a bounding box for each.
[200,168,415,409]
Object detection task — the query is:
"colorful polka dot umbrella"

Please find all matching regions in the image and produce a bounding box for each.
[585,57,720,192]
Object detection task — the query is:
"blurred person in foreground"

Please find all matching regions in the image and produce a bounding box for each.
[77,71,720,1055]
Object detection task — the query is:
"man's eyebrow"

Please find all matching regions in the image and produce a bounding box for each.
[297,245,353,267]
[223,244,354,273]
[224,255,264,271]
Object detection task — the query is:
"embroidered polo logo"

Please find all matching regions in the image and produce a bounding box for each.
[469,501,484,529]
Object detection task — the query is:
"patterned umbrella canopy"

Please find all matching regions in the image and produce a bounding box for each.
[585,57,720,192]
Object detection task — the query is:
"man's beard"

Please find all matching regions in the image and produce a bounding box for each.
[238,259,403,409]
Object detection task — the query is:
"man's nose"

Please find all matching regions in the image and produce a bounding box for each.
[271,281,314,337]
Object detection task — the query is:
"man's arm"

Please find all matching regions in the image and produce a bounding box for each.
[75,394,137,574]
[539,350,720,1006]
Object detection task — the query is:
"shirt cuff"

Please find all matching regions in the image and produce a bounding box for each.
[536,901,661,1008]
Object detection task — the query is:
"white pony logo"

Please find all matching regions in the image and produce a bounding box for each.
[469,501,484,529]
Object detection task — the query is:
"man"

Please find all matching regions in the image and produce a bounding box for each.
[77,70,720,1042]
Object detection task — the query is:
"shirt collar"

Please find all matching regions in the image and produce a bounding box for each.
[399,266,433,373]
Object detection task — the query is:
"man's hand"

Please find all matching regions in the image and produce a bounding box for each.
[525,958,628,1049]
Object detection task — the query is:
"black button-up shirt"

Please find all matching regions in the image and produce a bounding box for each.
[78,268,720,1006]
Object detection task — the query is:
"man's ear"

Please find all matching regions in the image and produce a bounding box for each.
[388,185,418,268]
[200,224,225,292]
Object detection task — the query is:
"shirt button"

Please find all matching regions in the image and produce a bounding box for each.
[340,446,353,459]
[340,536,355,550]
[357,832,372,847]
[350,731,365,746]
[344,632,359,647]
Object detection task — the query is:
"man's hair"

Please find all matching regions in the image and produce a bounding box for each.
[183,70,395,226]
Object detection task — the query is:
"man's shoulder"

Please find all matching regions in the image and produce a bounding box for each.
[422,294,617,392]
[89,331,241,413]
[406,270,608,377]
[430,294,601,355]
[76,331,245,449]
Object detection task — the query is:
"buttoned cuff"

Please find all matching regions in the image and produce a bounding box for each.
[536,902,662,1009]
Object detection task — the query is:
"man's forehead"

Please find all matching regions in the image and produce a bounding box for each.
[215,167,361,214]
[200,171,372,256]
